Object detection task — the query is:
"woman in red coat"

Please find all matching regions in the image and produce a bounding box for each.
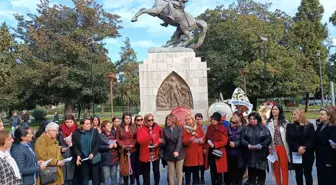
[183,114,205,185]
[204,112,228,185]
[137,113,162,185]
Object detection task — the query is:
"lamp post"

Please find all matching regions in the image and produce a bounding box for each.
[317,50,324,107]
[107,72,116,118]
[328,38,336,106]
[86,37,95,115]
[240,67,249,93]
[261,35,268,100]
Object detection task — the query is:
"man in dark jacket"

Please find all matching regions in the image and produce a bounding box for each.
[21,110,29,127]
[10,112,21,135]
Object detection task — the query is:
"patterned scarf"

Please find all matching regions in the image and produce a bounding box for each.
[61,123,77,137]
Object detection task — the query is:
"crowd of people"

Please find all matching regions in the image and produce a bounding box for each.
[0,104,336,185]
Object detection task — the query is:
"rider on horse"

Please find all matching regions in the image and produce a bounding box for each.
[167,0,188,21]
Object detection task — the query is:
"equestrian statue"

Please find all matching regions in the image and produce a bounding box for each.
[131,0,208,49]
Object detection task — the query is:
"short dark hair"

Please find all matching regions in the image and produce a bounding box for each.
[248,112,262,124]
[14,126,31,143]
[195,113,203,119]
[0,130,10,147]
[211,112,222,123]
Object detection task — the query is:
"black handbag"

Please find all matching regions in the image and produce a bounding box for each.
[212,149,223,158]
[40,166,57,185]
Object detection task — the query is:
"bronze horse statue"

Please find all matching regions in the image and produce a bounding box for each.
[131,0,207,49]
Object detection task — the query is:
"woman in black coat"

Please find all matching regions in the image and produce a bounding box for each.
[241,112,271,185]
[286,109,315,185]
[72,118,102,185]
[315,107,336,185]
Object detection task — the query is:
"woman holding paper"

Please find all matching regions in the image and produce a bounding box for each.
[315,107,336,185]
[100,119,119,185]
[58,115,77,185]
[182,114,205,185]
[72,118,102,185]
[266,104,290,185]
[117,113,139,185]
[204,112,228,185]
[286,109,315,185]
[35,122,64,185]
[241,112,271,185]
[162,113,186,185]
[137,113,162,185]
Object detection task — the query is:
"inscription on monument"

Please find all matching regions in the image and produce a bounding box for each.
[156,71,193,110]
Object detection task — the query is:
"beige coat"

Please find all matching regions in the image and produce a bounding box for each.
[35,133,64,185]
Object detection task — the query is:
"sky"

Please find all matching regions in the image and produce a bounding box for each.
[0,0,336,62]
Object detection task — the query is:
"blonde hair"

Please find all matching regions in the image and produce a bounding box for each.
[292,109,308,125]
[144,113,154,126]
[185,114,196,127]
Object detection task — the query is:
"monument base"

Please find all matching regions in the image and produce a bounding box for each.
[139,47,209,125]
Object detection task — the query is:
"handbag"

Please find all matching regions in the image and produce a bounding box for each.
[212,149,223,158]
[120,152,130,176]
[89,129,101,164]
[40,166,57,185]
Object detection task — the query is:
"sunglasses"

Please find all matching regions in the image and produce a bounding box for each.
[230,121,238,124]
[136,119,143,121]
[148,119,154,122]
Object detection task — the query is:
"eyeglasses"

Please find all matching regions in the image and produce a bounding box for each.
[148,119,154,122]
[50,130,59,133]
[136,119,143,121]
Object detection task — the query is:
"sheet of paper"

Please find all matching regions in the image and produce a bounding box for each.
[194,137,203,143]
[81,157,90,162]
[267,150,278,163]
[108,140,117,144]
[148,145,155,149]
[63,133,72,142]
[292,152,303,164]
[62,157,72,163]
[42,159,52,166]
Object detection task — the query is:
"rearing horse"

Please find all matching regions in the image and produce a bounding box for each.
[131,0,207,49]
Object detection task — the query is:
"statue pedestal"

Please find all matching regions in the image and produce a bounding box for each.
[139,47,209,125]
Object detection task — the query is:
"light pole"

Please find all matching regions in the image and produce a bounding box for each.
[107,72,116,118]
[328,38,336,106]
[240,67,249,93]
[261,35,268,100]
[86,37,95,115]
[317,50,324,107]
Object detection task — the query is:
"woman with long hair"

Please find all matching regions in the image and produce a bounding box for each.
[11,127,46,185]
[117,113,139,185]
[183,114,204,185]
[266,104,290,185]
[286,109,315,185]
[91,116,101,134]
[315,107,336,185]
[58,115,77,185]
[72,118,102,185]
[204,112,228,185]
[242,112,271,185]
[137,113,162,185]
[100,119,119,185]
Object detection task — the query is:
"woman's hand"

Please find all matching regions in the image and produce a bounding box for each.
[56,161,64,167]
[173,152,179,157]
[109,144,114,149]
[230,141,235,148]
[268,148,273,154]
[76,156,81,166]
[89,154,94,160]
[39,163,47,170]
[298,146,306,154]
[209,143,215,148]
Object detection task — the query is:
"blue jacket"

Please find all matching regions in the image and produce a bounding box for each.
[11,143,40,185]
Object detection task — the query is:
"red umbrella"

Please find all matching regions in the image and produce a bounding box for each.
[170,106,192,126]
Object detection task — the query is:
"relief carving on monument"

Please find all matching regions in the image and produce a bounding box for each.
[156,72,193,110]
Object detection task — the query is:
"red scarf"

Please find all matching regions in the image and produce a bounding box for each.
[61,123,77,137]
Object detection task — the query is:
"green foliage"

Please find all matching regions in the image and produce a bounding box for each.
[12,0,121,113]
[330,11,336,26]
[32,108,47,123]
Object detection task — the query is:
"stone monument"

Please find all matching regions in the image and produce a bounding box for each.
[139,48,209,124]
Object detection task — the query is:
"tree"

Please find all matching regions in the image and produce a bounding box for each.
[196,0,307,108]
[115,38,140,109]
[13,0,121,114]
[292,0,328,111]
[330,11,336,26]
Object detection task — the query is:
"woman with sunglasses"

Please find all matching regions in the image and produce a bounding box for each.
[133,115,144,184]
[315,107,336,185]
[242,112,271,185]
[183,114,205,185]
[224,111,245,185]
[137,114,162,185]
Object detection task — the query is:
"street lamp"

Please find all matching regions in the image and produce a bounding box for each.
[317,50,324,107]
[240,67,249,93]
[328,38,336,106]
[86,37,95,115]
[106,72,116,118]
[261,35,268,100]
